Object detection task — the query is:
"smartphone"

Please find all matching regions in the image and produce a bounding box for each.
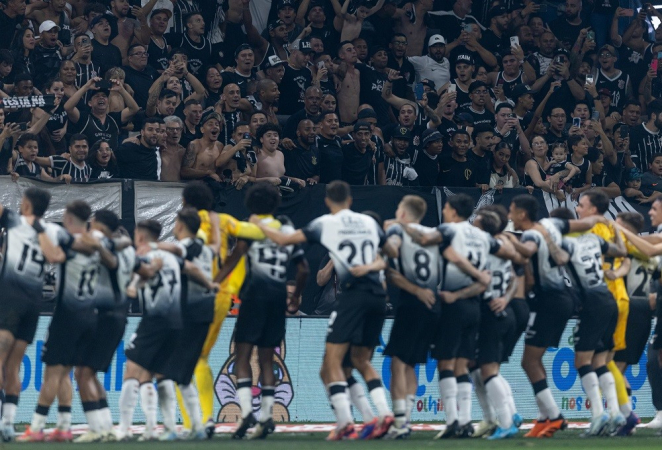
[510,36,520,48]
[556,56,563,64]
[243,132,251,140]
[658,51,662,59]
[414,82,424,100]
[317,61,325,69]
[463,23,473,32]
[80,36,90,46]
[572,117,581,128]
[620,124,629,138]
[96,80,112,90]
[587,31,595,41]
[508,113,516,119]
[447,83,456,93]
[18,123,27,131]
[585,74,594,84]
[653,59,659,71]
[591,110,600,121]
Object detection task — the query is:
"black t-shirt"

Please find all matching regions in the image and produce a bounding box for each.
[459,106,495,127]
[91,40,123,77]
[116,140,160,180]
[466,150,491,184]
[412,149,441,186]
[387,53,415,102]
[148,36,171,72]
[165,32,213,76]
[341,142,372,185]
[0,12,23,50]
[550,17,588,49]
[278,64,312,115]
[315,135,343,183]
[283,142,320,180]
[283,110,319,140]
[356,64,391,128]
[122,65,158,109]
[73,111,124,151]
[617,44,650,99]
[221,70,255,98]
[0,138,11,175]
[479,29,509,62]
[438,155,477,187]
[180,126,202,150]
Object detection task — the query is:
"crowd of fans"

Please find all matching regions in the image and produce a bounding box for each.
[0,0,661,197]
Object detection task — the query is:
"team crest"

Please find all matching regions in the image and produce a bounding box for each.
[618,80,625,90]
[311,156,317,165]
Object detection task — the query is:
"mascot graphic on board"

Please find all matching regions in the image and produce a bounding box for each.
[214,334,293,422]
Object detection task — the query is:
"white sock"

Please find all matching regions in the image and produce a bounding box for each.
[598,371,619,415]
[580,371,604,419]
[471,370,495,423]
[328,382,352,427]
[139,382,158,436]
[620,402,633,416]
[260,386,275,422]
[368,383,391,418]
[536,388,560,419]
[485,376,512,428]
[439,376,458,424]
[535,394,548,420]
[405,395,415,422]
[30,412,47,433]
[3,402,17,426]
[237,378,253,419]
[348,380,374,422]
[393,399,407,427]
[99,405,113,432]
[180,384,203,430]
[157,380,176,433]
[497,374,517,417]
[457,380,472,426]
[57,409,72,431]
[119,379,139,434]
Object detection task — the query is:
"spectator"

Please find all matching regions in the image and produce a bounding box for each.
[65,77,139,150]
[283,86,322,139]
[384,126,418,186]
[0,0,34,50]
[355,47,391,128]
[90,14,122,76]
[330,0,385,42]
[27,0,73,49]
[408,35,450,89]
[58,60,79,99]
[106,0,149,61]
[201,65,223,106]
[249,79,280,124]
[167,12,212,76]
[622,167,652,203]
[387,33,415,104]
[527,31,555,79]
[304,2,340,57]
[450,55,475,110]
[123,43,158,108]
[145,64,205,117]
[480,5,510,61]
[626,99,662,172]
[245,15,291,64]
[489,141,519,189]
[6,74,35,124]
[595,44,631,112]
[278,38,314,115]
[36,134,92,182]
[10,132,49,180]
[33,21,64,90]
[146,9,172,72]
[283,118,320,184]
[221,44,256,97]
[255,122,305,188]
[147,89,178,120]
[171,0,198,35]
[260,54,286,86]
[216,83,245,146]
[181,110,223,181]
[428,0,481,44]
[641,153,662,200]
[567,134,593,198]
[412,128,442,186]
[388,0,433,58]
[216,121,256,189]
[116,116,163,180]
[438,129,477,187]
[468,123,494,183]
[72,2,105,39]
[0,113,14,175]
[34,78,68,155]
[9,27,35,82]
[587,146,621,198]
[71,34,101,102]
[160,115,186,182]
[316,111,343,183]
[180,99,203,148]
[314,52,336,96]
[459,80,494,126]
[352,37,367,63]
[87,140,119,179]
[264,0,302,43]
[341,122,374,185]
[550,0,588,49]
[545,107,568,146]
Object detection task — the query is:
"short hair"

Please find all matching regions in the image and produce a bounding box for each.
[105,66,125,81]
[648,99,662,118]
[582,190,610,214]
[623,99,641,110]
[471,123,494,141]
[163,115,183,127]
[511,194,538,221]
[401,195,427,221]
[93,209,120,232]
[587,146,602,163]
[14,73,32,85]
[84,2,106,16]
[256,122,281,141]
[159,89,178,100]
[250,110,267,121]
[494,103,513,115]
[326,180,351,204]
[127,43,145,56]
[391,33,406,42]
[0,49,13,66]
[177,207,201,234]
[143,117,165,129]
[184,98,201,108]
[136,219,162,240]
[549,207,575,220]
[337,40,353,56]
[16,133,38,147]
[451,129,470,140]
[617,211,644,233]
[182,181,214,211]
[567,134,585,151]
[321,111,338,122]
[171,47,189,60]
[66,200,92,223]
[651,152,662,164]
[69,133,88,146]
[446,194,474,220]
[24,187,51,217]
[479,204,508,234]
[244,182,281,215]
[184,11,202,26]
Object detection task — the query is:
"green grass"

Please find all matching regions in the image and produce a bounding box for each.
[5,430,662,450]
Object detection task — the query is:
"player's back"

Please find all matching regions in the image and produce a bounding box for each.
[439,221,491,291]
[139,249,183,329]
[388,223,440,293]
[562,234,609,293]
[58,232,102,311]
[485,250,513,302]
[180,236,215,321]
[521,217,567,292]
[625,256,660,302]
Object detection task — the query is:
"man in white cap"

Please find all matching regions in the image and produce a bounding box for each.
[33,20,64,89]
[408,35,450,89]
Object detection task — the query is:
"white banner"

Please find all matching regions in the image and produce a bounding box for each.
[134,181,185,241]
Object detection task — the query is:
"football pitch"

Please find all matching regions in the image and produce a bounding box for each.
[7,430,662,450]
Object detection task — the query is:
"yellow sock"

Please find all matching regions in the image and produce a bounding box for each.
[607,361,629,406]
[195,358,215,423]
[175,384,192,430]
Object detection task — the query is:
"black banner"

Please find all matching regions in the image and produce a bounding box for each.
[0,95,56,109]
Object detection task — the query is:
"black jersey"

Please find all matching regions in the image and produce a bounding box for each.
[74,111,123,150]
[13,153,41,178]
[166,33,212,76]
[566,155,590,188]
[139,249,184,329]
[148,36,170,72]
[278,65,312,115]
[562,234,611,295]
[219,110,241,146]
[596,69,630,112]
[316,135,343,183]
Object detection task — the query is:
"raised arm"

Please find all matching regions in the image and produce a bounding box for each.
[65,77,100,123]
[249,215,308,245]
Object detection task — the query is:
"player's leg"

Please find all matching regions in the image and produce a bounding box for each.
[321,341,353,435]
[0,330,15,392]
[51,373,73,442]
[389,356,408,430]
[345,370,374,424]
[471,368,496,437]
[1,337,25,441]
[118,360,148,439]
[645,341,662,429]
[154,375,177,438]
[19,364,71,441]
[454,357,473,435]
[522,344,563,436]
[481,363,514,434]
[247,346,277,440]
[574,350,607,435]
[74,367,103,439]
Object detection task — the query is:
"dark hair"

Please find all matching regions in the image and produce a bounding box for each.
[14,73,32,85]
[446,193,474,220]
[66,200,92,222]
[587,146,602,163]
[136,219,162,240]
[326,180,351,203]
[391,33,406,42]
[43,78,63,91]
[337,40,353,56]
[171,47,189,60]
[201,65,221,89]
[127,43,146,56]
[182,181,215,211]
[10,27,33,59]
[494,141,512,153]
[0,49,13,66]
[87,140,118,171]
[69,133,89,146]
[184,11,202,26]
[184,98,201,108]
[471,123,494,140]
[177,207,201,234]
[617,212,644,233]
[24,187,51,217]
[494,102,513,115]
[245,182,281,214]
[93,209,120,232]
[256,122,281,141]
[582,190,610,214]
[143,117,165,129]
[84,2,106,16]
[651,152,662,164]
[511,194,538,221]
[159,88,178,100]
[16,132,38,147]
[476,209,502,235]
[549,207,575,220]
[480,204,508,234]
[648,99,662,118]
[451,129,470,140]
[567,134,585,152]
[362,210,383,228]
[623,99,641,110]
[249,110,267,122]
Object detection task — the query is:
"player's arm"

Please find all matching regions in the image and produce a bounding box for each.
[567,215,608,232]
[136,258,163,279]
[442,246,490,286]
[249,215,307,245]
[317,257,334,286]
[505,232,538,258]
[183,260,218,292]
[74,232,118,267]
[33,221,66,264]
[532,223,570,265]
[401,222,442,246]
[605,226,628,258]
[224,213,265,241]
[155,242,184,257]
[349,254,388,278]
[214,240,249,283]
[439,278,489,304]
[615,224,662,257]
[605,257,630,280]
[489,267,518,314]
[494,237,528,265]
[386,267,436,309]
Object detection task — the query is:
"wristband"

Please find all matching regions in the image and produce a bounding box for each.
[32,220,45,234]
[149,242,158,250]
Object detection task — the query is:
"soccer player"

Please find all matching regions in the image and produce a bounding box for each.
[508,194,607,438]
[551,207,627,436]
[381,195,490,439]
[0,188,67,442]
[251,181,393,440]
[216,183,308,440]
[19,201,100,442]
